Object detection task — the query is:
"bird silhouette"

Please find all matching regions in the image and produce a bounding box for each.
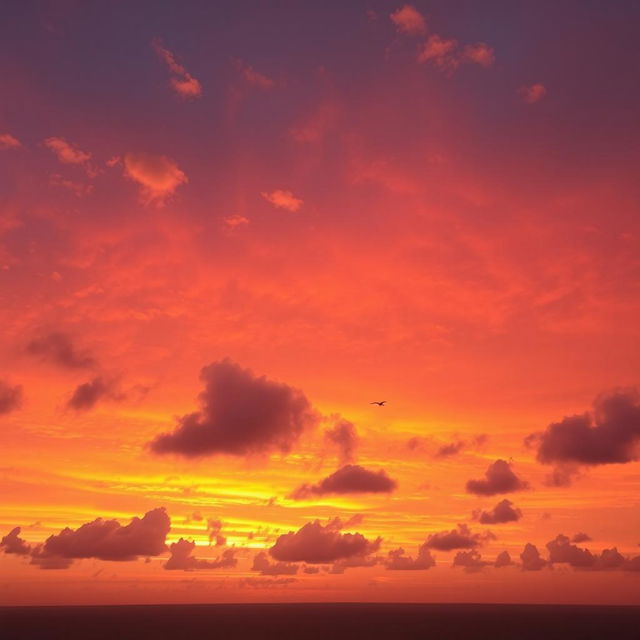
[370,401,387,406]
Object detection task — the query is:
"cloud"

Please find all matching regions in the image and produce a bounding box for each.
[289,464,397,499]
[324,419,358,465]
[417,35,459,70]
[26,332,96,370]
[0,380,23,415]
[494,550,513,568]
[528,391,640,474]
[289,101,340,144]
[0,133,21,150]
[123,152,188,205]
[1,527,31,555]
[572,532,592,543]
[546,534,595,568]
[520,543,546,571]
[149,359,318,457]
[206,519,226,546]
[49,174,94,197]
[67,376,123,411]
[462,43,495,67]
[434,440,466,458]
[164,539,237,571]
[466,460,529,496]
[386,544,435,570]
[424,524,494,551]
[44,137,91,166]
[390,5,427,35]
[152,39,202,99]
[453,549,488,572]
[252,551,299,576]
[261,190,303,212]
[473,499,522,525]
[223,214,249,231]
[29,508,170,569]
[520,83,547,103]
[269,519,380,564]
[235,59,275,89]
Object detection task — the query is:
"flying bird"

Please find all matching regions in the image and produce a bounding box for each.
[370,401,387,406]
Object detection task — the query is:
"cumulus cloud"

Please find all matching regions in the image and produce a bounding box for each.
[164,539,237,571]
[520,543,546,571]
[290,464,397,500]
[152,38,202,99]
[123,152,188,205]
[1,527,31,555]
[252,551,298,576]
[424,524,494,551]
[0,380,23,415]
[386,544,435,570]
[528,391,640,476]
[466,460,529,496]
[324,419,358,465]
[546,534,595,568]
[494,550,512,568]
[572,532,592,543]
[473,499,522,525]
[261,189,303,212]
[453,549,488,572]
[44,137,91,166]
[149,359,318,457]
[0,133,21,150]
[67,376,123,411]
[418,35,459,70]
[462,43,495,67]
[206,518,226,546]
[26,332,96,370]
[269,519,380,564]
[390,5,426,35]
[29,508,170,569]
[520,83,547,103]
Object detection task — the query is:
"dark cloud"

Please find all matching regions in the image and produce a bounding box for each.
[434,440,466,458]
[494,550,512,568]
[386,545,435,570]
[290,464,397,500]
[474,499,522,525]
[164,539,237,571]
[408,434,488,458]
[149,359,318,457]
[324,419,358,465]
[571,532,592,543]
[26,332,96,369]
[0,381,23,415]
[1,527,31,555]
[67,376,124,411]
[424,524,494,551]
[452,550,488,572]
[303,566,320,574]
[520,543,546,571]
[546,534,595,568]
[30,508,170,568]
[466,460,529,496]
[252,551,299,576]
[270,519,380,564]
[207,518,226,546]
[529,390,640,473]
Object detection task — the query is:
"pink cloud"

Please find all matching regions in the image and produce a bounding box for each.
[262,189,303,212]
[223,214,249,230]
[123,152,188,205]
[235,59,275,89]
[520,83,547,103]
[0,133,21,150]
[417,35,459,70]
[44,137,91,165]
[463,42,495,67]
[390,5,427,36]
[152,39,202,99]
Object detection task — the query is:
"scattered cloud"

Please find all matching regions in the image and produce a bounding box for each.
[390,5,426,36]
[67,376,124,412]
[572,532,592,543]
[261,189,303,212]
[324,419,358,465]
[0,133,21,150]
[1,527,31,555]
[206,519,226,546]
[123,152,188,205]
[49,174,94,197]
[223,214,249,231]
[462,43,495,67]
[235,59,275,89]
[520,543,546,571]
[386,545,435,570]
[152,38,202,99]
[165,539,237,571]
[473,499,522,525]
[424,524,495,551]
[44,137,91,166]
[26,332,96,370]
[453,549,488,572]
[417,35,459,70]
[149,359,318,457]
[466,459,529,496]
[494,550,513,568]
[252,551,298,576]
[520,83,547,103]
[0,380,23,415]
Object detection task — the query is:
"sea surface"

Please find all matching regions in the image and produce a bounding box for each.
[1,603,639,639]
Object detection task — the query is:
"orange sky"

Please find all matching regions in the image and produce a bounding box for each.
[1,1,640,606]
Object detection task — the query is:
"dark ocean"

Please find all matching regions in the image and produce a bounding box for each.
[1,603,639,639]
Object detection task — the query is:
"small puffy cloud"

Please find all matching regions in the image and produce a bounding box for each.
[424,524,494,551]
[463,43,495,67]
[520,83,547,103]
[453,550,488,572]
[0,380,23,415]
[123,152,188,205]
[164,539,237,571]
[529,391,640,473]
[206,519,226,546]
[546,534,595,568]
[67,376,123,412]
[27,332,96,370]
[152,39,202,99]
[30,508,170,569]
[270,519,380,564]
[289,464,397,500]
[223,214,249,231]
[466,460,529,496]
[494,550,512,568]
[0,133,21,150]
[390,5,426,35]
[261,189,303,212]
[434,440,465,458]
[473,499,522,525]
[324,419,358,465]
[572,532,592,543]
[1,527,31,555]
[235,59,275,89]
[44,137,91,166]
[520,543,546,571]
[386,545,435,570]
[417,35,459,70]
[149,359,318,457]
[252,551,298,576]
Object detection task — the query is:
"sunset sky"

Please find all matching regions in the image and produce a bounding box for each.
[1,0,640,606]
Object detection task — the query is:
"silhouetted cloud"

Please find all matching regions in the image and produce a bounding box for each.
[572,532,592,543]
[152,39,202,99]
[0,380,23,415]
[520,543,546,571]
[149,359,318,457]
[290,464,397,500]
[324,419,358,465]
[474,499,522,525]
[466,460,529,496]
[67,376,123,411]
[424,524,494,551]
[164,539,237,571]
[270,519,380,564]
[386,544,435,570]
[390,4,426,35]
[1,527,31,555]
[252,551,298,576]
[546,534,595,568]
[494,550,512,568]
[453,549,488,572]
[27,332,96,369]
[434,440,466,458]
[206,518,226,546]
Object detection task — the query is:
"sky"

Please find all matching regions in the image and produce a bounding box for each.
[1,0,640,606]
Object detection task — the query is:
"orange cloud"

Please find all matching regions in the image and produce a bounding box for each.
[0,133,21,150]
[44,137,91,165]
[152,38,202,99]
[463,42,495,67]
[262,189,303,212]
[122,152,188,204]
[520,83,547,103]
[417,34,459,70]
[390,4,427,36]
